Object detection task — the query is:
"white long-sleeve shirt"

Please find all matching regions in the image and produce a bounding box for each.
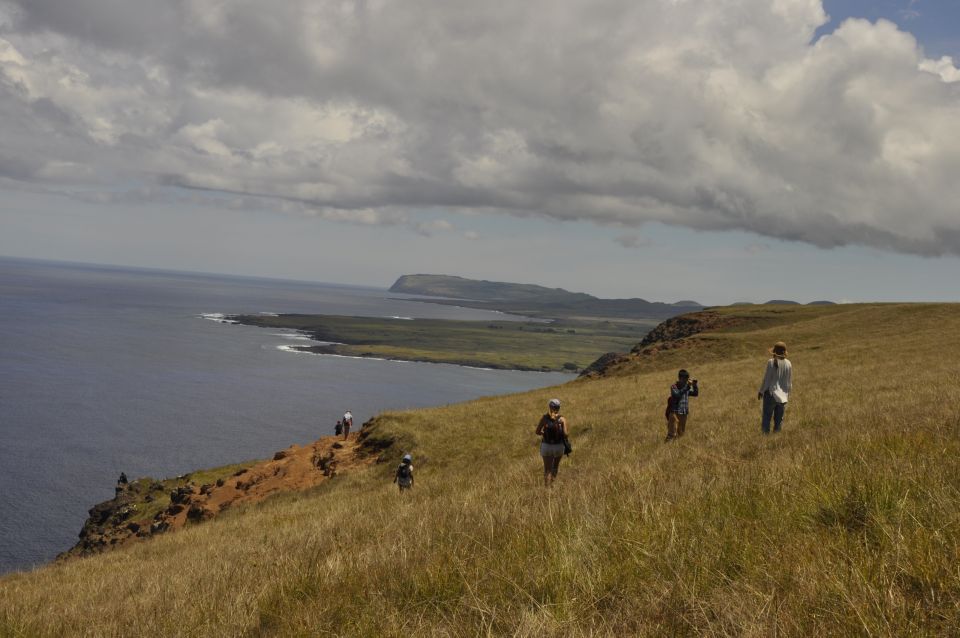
[759,357,792,401]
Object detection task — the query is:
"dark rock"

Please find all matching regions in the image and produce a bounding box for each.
[144,494,154,503]
[150,521,169,534]
[215,478,225,487]
[166,503,185,516]
[332,442,343,449]
[199,483,213,495]
[150,482,164,491]
[233,468,248,477]
[126,522,140,533]
[187,505,213,522]
[169,486,193,504]
[273,450,288,460]
[579,352,631,378]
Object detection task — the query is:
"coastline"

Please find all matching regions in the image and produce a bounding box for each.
[227,312,650,373]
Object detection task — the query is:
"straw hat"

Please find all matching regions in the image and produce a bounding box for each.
[768,341,788,357]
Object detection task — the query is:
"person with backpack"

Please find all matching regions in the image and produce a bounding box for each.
[536,398,569,487]
[665,369,699,442]
[394,454,414,492]
[342,410,353,440]
[334,419,343,437]
[758,341,792,434]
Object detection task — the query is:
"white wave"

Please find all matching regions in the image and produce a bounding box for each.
[258,312,279,316]
[270,332,315,341]
[198,312,238,324]
[388,316,415,320]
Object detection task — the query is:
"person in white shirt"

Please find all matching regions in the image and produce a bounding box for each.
[342,410,353,440]
[758,341,792,434]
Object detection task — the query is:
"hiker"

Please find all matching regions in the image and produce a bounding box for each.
[393,454,414,492]
[334,419,343,437]
[536,398,569,487]
[342,410,353,440]
[117,472,128,485]
[665,369,699,442]
[758,341,792,434]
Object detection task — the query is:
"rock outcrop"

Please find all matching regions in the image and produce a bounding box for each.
[59,424,381,562]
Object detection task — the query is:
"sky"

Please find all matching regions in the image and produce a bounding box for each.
[1,0,958,305]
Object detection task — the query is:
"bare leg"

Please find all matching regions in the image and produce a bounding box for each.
[542,455,552,487]
[666,413,677,441]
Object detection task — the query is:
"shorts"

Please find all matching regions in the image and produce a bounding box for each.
[540,441,565,458]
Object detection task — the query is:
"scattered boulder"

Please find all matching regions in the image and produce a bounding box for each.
[166,503,185,516]
[186,505,213,522]
[126,522,140,533]
[215,478,225,487]
[273,450,289,460]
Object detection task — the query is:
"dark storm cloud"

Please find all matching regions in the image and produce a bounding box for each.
[1,0,960,254]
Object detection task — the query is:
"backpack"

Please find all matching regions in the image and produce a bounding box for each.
[542,414,564,444]
[397,463,412,480]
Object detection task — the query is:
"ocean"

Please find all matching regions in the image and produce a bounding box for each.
[0,257,570,574]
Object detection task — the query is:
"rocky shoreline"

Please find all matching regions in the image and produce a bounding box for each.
[60,421,394,562]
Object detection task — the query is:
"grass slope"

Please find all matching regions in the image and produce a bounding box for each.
[2,303,959,636]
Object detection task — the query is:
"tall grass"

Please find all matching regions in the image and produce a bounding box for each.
[2,303,959,636]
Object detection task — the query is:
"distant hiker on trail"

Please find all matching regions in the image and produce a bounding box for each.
[117,472,128,485]
[335,419,343,437]
[394,454,414,492]
[536,398,569,487]
[758,341,792,434]
[342,410,353,440]
[665,369,699,442]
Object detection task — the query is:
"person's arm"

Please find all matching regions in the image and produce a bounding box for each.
[671,383,683,399]
[783,361,792,394]
[758,361,771,398]
[535,416,545,436]
[559,417,568,436]
[689,383,699,397]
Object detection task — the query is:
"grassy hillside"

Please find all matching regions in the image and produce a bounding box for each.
[3,303,959,636]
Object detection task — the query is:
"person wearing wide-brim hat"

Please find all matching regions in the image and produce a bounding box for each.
[757,341,792,434]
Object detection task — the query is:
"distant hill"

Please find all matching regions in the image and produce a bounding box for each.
[389,274,593,304]
[807,300,837,305]
[764,299,801,305]
[389,274,703,320]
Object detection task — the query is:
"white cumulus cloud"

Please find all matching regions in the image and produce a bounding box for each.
[1,0,959,255]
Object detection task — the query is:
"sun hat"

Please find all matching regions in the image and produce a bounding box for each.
[402,454,412,462]
[769,341,788,357]
[548,398,561,410]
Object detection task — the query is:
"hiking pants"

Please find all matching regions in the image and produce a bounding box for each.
[762,393,785,433]
[666,412,688,439]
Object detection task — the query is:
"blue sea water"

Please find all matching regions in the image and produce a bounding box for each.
[0,257,570,575]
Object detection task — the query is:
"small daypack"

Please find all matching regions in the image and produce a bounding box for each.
[542,414,564,444]
[397,463,412,480]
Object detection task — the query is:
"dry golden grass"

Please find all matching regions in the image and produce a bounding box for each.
[2,303,959,636]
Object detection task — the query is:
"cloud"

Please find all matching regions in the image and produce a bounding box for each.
[413,219,453,237]
[614,233,652,249]
[463,230,480,241]
[744,242,772,255]
[2,1,960,256]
